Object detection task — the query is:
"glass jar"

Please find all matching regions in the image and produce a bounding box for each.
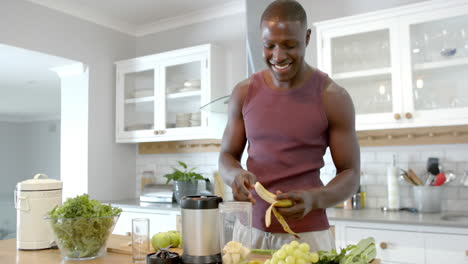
[219,202,252,260]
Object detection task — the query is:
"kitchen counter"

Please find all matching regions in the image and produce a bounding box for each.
[104,199,468,229]
[0,238,134,264]
[327,208,468,228]
[102,199,180,214]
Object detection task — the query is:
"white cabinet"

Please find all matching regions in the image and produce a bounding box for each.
[331,220,468,264]
[315,0,468,131]
[346,227,424,264]
[424,233,468,264]
[116,44,227,143]
[113,207,179,236]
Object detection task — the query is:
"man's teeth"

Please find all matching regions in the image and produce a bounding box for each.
[274,64,290,70]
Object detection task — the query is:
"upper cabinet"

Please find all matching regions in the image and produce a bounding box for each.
[315,0,468,131]
[116,44,227,143]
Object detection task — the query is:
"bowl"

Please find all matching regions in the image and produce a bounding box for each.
[45,214,119,260]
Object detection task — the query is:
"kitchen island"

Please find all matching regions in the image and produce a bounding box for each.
[0,238,134,264]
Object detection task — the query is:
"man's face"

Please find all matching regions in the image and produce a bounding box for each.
[261,19,309,83]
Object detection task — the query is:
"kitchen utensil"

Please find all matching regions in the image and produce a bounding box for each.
[381,207,418,213]
[427,157,440,175]
[132,218,150,263]
[399,169,417,186]
[432,173,446,186]
[219,201,252,259]
[180,195,223,264]
[408,169,423,186]
[15,173,62,250]
[444,171,458,185]
[413,186,444,213]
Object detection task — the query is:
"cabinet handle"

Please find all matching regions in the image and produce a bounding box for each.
[465,250,468,256]
[161,130,166,134]
[380,242,388,249]
[405,112,413,119]
[393,113,401,120]
[154,130,160,135]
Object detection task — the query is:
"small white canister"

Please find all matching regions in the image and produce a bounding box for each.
[15,173,62,250]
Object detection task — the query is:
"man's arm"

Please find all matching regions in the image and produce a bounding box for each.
[219,79,257,202]
[318,80,360,208]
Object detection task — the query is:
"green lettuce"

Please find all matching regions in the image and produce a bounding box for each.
[317,237,376,264]
[48,194,122,259]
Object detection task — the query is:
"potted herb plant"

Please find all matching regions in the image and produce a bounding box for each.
[164,161,212,203]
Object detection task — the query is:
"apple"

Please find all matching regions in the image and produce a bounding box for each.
[151,232,171,250]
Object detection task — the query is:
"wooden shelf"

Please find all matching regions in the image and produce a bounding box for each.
[332,68,391,80]
[413,57,468,71]
[166,90,201,100]
[124,96,154,104]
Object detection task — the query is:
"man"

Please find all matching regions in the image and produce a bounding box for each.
[219,0,360,251]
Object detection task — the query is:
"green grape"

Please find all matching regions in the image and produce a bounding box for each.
[285,256,296,264]
[289,241,299,249]
[284,245,293,255]
[296,258,306,264]
[265,260,271,264]
[276,249,287,260]
[278,260,286,264]
[271,258,278,264]
[298,242,310,253]
[293,249,303,259]
[309,252,319,263]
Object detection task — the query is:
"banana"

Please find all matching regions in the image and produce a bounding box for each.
[254,182,293,207]
[254,182,300,239]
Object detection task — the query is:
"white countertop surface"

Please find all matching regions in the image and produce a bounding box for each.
[104,199,468,229]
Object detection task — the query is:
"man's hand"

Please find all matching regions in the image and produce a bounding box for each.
[232,171,257,204]
[275,189,322,220]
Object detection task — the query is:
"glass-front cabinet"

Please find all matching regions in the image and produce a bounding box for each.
[403,10,468,127]
[116,44,227,143]
[316,0,468,130]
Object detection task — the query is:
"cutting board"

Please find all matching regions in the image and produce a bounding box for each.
[106,234,380,263]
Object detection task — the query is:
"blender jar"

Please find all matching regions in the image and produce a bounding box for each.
[219,202,252,263]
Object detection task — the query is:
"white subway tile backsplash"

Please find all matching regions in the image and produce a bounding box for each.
[420,151,445,163]
[446,150,468,163]
[360,152,376,163]
[376,152,395,163]
[135,144,468,211]
[458,187,468,199]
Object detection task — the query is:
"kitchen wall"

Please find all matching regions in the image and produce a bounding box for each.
[136,12,247,92]
[0,0,137,200]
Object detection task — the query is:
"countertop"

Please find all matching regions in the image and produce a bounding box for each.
[326,208,468,228]
[105,199,468,229]
[0,238,134,264]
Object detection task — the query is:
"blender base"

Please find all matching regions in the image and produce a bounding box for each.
[182,253,222,264]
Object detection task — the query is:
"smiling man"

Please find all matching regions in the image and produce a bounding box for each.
[219,0,360,250]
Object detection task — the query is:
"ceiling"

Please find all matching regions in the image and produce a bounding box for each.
[0,44,77,122]
[26,0,245,36]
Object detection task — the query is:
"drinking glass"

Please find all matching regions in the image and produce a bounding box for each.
[132,218,150,263]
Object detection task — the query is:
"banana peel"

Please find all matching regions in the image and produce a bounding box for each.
[254,182,300,239]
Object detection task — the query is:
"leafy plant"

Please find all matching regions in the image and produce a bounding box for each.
[164,161,206,184]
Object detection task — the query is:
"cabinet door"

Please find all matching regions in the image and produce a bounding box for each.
[401,9,468,127]
[116,66,158,141]
[156,53,209,137]
[345,227,424,264]
[425,233,468,264]
[321,21,403,130]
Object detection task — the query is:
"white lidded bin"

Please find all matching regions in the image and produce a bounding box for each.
[15,173,62,250]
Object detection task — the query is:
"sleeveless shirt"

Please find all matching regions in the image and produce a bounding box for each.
[242,69,330,233]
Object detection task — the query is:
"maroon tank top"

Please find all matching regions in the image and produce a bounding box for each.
[242,70,330,233]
